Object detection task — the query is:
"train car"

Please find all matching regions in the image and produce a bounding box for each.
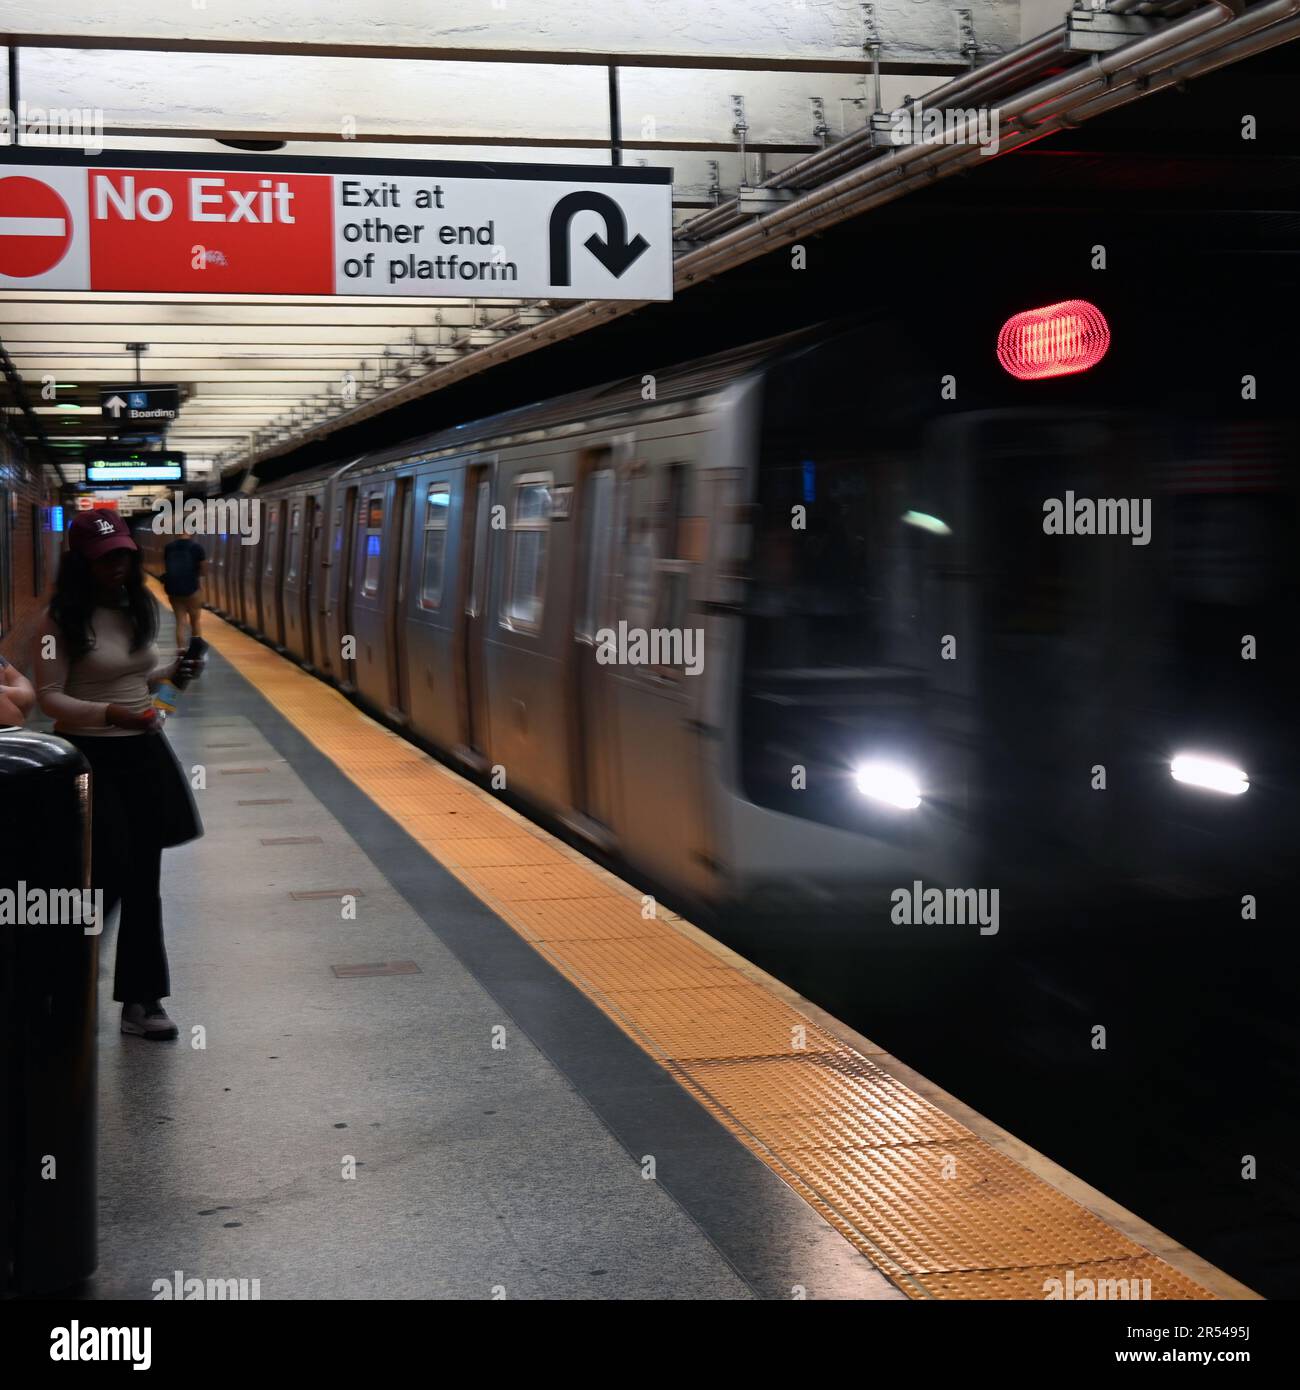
[222,290,1296,920]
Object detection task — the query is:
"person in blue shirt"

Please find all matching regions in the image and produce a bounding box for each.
[162,535,206,653]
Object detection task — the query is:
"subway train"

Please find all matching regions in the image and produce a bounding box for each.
[138,299,1299,918]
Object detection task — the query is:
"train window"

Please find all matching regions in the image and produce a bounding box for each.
[651,463,692,675]
[503,474,551,631]
[286,505,302,581]
[419,482,450,610]
[578,468,615,640]
[621,466,655,626]
[361,492,383,595]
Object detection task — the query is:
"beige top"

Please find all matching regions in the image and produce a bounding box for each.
[34,606,172,737]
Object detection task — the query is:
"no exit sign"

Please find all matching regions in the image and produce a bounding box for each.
[0,149,672,300]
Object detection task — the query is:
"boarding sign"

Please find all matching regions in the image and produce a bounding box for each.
[99,385,180,424]
[0,150,673,300]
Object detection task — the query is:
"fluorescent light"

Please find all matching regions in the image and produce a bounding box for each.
[1170,753,1249,797]
[855,761,922,810]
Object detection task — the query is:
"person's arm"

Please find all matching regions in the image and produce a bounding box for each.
[32,615,154,731]
[0,655,34,725]
[0,657,35,713]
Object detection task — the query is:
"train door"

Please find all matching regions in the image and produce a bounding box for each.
[207,526,223,612]
[605,439,714,895]
[282,499,305,658]
[300,492,319,670]
[261,500,286,647]
[348,478,396,710]
[225,531,237,614]
[227,531,239,620]
[219,531,233,614]
[385,474,414,720]
[236,525,251,625]
[454,459,495,764]
[568,448,619,833]
[240,517,262,631]
[336,484,359,689]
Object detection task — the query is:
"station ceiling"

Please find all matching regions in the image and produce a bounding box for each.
[0,0,1030,486]
[0,1,1295,491]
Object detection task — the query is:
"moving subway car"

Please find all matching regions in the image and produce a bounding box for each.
[139,302,1298,917]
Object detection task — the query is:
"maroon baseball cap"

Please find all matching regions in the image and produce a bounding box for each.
[68,510,138,560]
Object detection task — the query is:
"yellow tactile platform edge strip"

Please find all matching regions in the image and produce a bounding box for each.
[190,601,1224,1301]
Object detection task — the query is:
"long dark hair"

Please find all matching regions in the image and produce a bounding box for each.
[48,549,158,660]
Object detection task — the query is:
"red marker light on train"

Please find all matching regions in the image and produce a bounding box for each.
[996,299,1110,380]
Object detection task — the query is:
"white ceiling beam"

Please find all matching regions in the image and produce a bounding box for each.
[0,304,506,326]
[0,31,968,75]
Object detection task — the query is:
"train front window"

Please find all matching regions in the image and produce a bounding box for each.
[746,449,925,674]
[741,346,936,830]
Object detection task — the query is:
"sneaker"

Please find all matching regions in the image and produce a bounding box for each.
[121,1001,179,1041]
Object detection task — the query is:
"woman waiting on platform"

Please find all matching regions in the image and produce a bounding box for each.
[34,511,203,1040]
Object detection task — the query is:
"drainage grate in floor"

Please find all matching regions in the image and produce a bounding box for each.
[330,962,422,978]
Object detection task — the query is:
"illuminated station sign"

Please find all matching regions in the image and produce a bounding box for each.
[84,450,185,485]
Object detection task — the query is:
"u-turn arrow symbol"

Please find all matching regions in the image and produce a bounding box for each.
[548,191,650,287]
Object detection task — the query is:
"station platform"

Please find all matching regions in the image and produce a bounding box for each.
[69,591,1256,1301]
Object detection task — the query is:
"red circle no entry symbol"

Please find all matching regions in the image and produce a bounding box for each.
[0,176,73,276]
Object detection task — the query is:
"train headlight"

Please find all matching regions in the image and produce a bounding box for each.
[1169,753,1249,797]
[854,761,922,811]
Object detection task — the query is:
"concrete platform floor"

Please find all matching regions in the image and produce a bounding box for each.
[67,611,899,1300]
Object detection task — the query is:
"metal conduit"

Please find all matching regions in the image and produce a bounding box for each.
[678,0,1242,245]
[233,0,1298,472]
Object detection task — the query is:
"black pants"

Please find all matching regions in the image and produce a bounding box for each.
[65,732,200,1004]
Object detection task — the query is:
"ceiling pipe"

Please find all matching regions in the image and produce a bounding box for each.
[227,0,1295,474]
[678,0,1239,244]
